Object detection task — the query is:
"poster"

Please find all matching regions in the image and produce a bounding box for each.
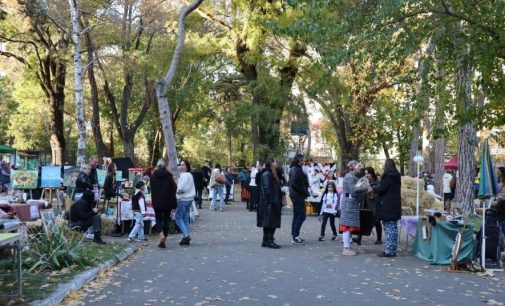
[63,166,80,187]
[97,169,107,187]
[40,208,55,233]
[116,170,123,182]
[41,166,62,188]
[144,194,156,221]
[118,200,133,223]
[11,170,39,189]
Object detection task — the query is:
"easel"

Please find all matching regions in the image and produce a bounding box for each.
[40,188,59,206]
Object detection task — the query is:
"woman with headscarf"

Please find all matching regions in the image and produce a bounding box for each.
[339,160,363,256]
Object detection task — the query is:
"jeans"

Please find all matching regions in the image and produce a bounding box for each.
[225,184,231,203]
[291,195,306,238]
[175,200,192,237]
[211,186,225,210]
[320,212,337,237]
[154,209,171,237]
[129,212,145,240]
[383,221,398,255]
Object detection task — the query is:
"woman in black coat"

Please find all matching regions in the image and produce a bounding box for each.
[150,159,178,248]
[103,163,117,201]
[372,159,402,257]
[257,158,282,249]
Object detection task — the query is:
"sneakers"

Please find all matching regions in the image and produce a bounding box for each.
[332,235,338,241]
[85,233,94,240]
[127,237,135,243]
[291,237,306,245]
[342,248,358,256]
[179,236,191,246]
[318,236,325,241]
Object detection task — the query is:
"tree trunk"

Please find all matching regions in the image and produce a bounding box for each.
[155,0,203,176]
[382,142,390,160]
[433,136,445,195]
[49,94,66,166]
[123,132,135,164]
[227,131,232,167]
[83,17,109,160]
[69,0,86,166]
[150,127,162,166]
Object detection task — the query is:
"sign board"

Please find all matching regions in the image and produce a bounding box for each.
[97,169,107,187]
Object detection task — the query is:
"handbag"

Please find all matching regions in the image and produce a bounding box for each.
[216,173,226,185]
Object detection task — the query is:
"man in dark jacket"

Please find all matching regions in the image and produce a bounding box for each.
[372,158,402,257]
[192,166,205,209]
[70,190,106,244]
[289,154,310,244]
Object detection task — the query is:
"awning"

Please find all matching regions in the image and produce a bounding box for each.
[0,144,16,154]
[444,155,458,170]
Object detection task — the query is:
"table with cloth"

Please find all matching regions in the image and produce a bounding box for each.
[413,220,474,265]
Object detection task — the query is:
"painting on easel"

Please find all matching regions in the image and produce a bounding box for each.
[41,166,62,188]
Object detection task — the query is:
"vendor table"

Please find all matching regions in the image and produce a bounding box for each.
[0,202,44,222]
[0,233,22,298]
[413,220,474,265]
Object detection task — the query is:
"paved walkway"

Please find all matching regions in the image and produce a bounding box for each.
[72,200,504,306]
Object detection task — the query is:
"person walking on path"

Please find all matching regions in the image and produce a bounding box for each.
[202,160,211,198]
[210,163,226,211]
[249,163,259,212]
[176,160,196,246]
[224,166,234,204]
[289,154,310,245]
[340,160,363,256]
[150,159,177,248]
[192,165,205,209]
[372,159,402,257]
[128,181,148,242]
[318,181,339,242]
[257,158,282,249]
[237,167,250,208]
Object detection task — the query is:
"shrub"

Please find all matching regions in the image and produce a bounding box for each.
[24,224,92,272]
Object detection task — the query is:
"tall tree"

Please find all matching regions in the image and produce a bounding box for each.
[0,0,70,165]
[68,0,86,166]
[155,0,204,175]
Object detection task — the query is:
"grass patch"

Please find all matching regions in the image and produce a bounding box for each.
[0,240,128,305]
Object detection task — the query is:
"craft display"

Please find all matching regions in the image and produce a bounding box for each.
[40,166,61,188]
[11,170,38,189]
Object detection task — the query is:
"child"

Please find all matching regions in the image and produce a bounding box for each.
[318,181,339,241]
[128,181,147,242]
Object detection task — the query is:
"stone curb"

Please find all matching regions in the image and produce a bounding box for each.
[28,246,137,306]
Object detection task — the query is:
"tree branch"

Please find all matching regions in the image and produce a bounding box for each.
[0,51,31,67]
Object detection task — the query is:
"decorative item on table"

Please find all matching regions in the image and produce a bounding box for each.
[354,177,370,193]
[447,214,463,224]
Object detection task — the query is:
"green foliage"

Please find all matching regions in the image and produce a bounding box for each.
[24,224,90,272]
[0,78,16,143]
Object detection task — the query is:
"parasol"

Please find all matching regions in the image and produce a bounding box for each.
[477,138,499,271]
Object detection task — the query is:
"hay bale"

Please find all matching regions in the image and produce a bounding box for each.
[101,217,116,236]
[401,176,421,190]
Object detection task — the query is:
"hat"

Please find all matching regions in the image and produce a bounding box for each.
[293,153,304,163]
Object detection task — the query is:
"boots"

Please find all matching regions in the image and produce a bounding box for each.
[93,231,106,244]
[179,236,190,246]
[158,233,166,248]
[266,230,280,249]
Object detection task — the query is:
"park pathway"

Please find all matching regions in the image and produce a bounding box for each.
[67,199,504,306]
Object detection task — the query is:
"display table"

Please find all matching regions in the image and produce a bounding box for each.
[0,233,22,297]
[413,221,474,265]
[0,202,44,222]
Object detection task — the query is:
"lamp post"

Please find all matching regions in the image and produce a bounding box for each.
[413,153,424,216]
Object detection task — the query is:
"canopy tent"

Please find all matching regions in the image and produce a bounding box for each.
[0,144,16,154]
[444,155,458,170]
